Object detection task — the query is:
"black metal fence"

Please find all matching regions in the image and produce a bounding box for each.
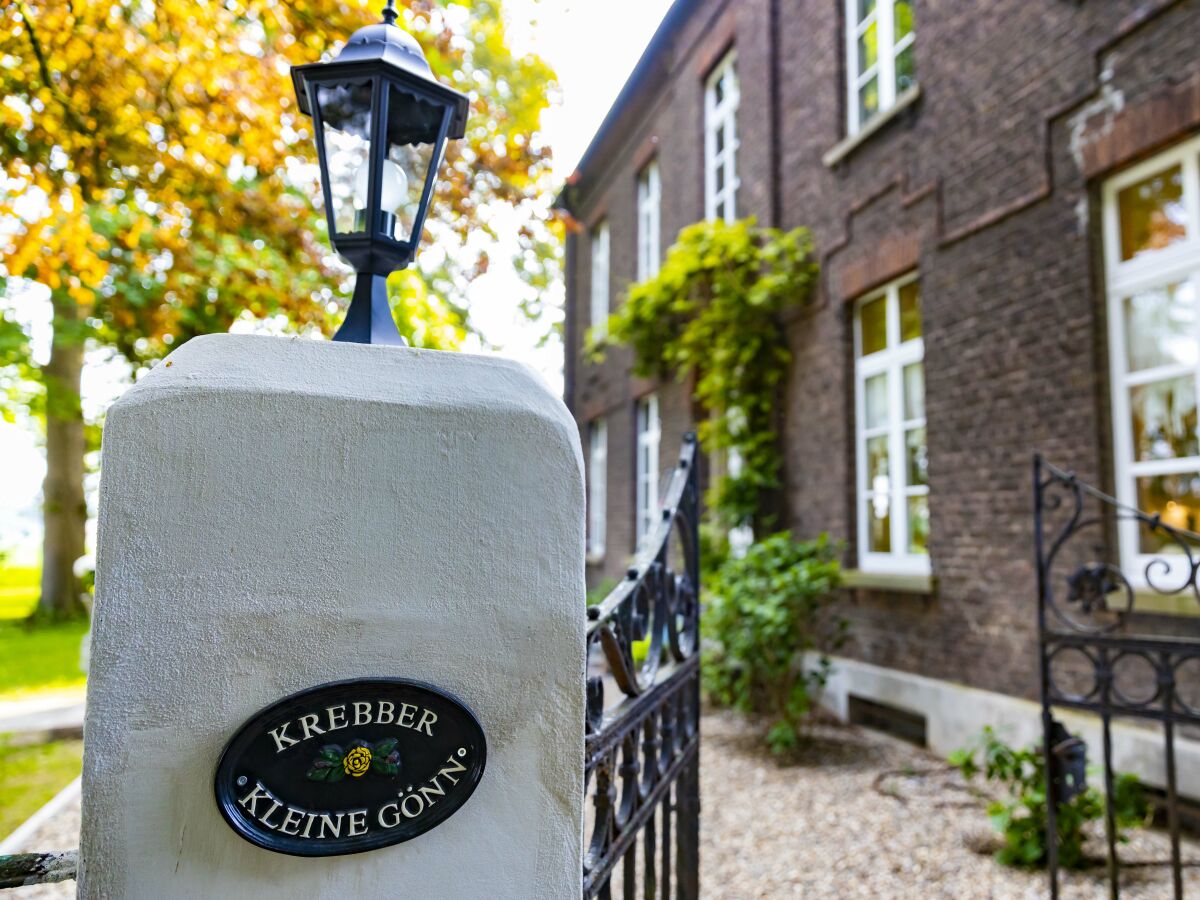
[1035,455,1200,899]
[584,433,701,899]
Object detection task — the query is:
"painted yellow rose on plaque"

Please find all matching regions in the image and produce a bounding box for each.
[343,745,372,777]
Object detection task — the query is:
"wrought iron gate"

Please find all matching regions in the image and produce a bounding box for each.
[1035,455,1200,899]
[584,433,701,899]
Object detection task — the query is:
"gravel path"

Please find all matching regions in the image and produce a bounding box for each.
[700,708,1200,898]
[6,710,1198,897]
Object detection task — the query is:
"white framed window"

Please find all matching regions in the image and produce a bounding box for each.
[1104,133,1200,584]
[587,418,608,560]
[845,0,916,135]
[636,394,661,546]
[637,160,662,281]
[854,274,929,574]
[704,51,739,223]
[590,220,610,338]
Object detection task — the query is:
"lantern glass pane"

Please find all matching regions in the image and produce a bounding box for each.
[383,140,438,243]
[316,80,374,235]
[383,82,448,243]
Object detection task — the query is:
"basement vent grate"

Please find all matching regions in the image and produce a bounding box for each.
[847,695,928,747]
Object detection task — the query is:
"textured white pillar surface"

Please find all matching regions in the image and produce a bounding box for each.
[80,334,585,899]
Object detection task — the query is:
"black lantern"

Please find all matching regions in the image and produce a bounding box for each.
[292,2,469,345]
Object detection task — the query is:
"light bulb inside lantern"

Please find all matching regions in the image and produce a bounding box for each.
[352,159,408,212]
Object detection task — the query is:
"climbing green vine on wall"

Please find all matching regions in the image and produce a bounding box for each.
[587,217,818,529]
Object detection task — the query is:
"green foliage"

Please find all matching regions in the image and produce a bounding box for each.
[370,736,402,776]
[589,218,817,528]
[0,303,40,425]
[0,736,84,842]
[698,522,731,586]
[0,617,88,699]
[950,727,1150,869]
[702,532,845,754]
[0,565,39,619]
[0,566,88,697]
[586,577,619,607]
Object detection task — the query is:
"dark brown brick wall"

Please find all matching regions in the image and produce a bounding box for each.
[564,0,1200,691]
[568,0,774,588]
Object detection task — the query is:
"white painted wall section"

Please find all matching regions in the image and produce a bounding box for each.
[81,334,586,899]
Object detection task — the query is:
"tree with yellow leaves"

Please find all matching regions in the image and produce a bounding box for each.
[0,0,558,619]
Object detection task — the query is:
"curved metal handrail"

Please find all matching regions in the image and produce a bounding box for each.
[585,432,700,732]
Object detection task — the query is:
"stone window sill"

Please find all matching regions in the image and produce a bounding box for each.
[822,85,923,168]
[1123,589,1200,618]
[842,568,935,595]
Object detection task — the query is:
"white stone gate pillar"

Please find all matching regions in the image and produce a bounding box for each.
[80,334,585,898]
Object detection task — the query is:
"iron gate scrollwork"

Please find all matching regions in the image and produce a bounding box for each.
[584,433,701,899]
[1035,455,1200,899]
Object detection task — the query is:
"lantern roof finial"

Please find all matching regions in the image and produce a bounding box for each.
[381,0,398,26]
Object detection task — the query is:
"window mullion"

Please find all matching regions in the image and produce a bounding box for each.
[846,0,860,134]
[888,356,906,557]
[726,140,737,220]
[855,362,868,559]
[886,283,900,351]
[1193,267,1200,479]
[1124,362,1194,387]
[704,115,715,219]
[1109,252,1200,295]
[878,0,896,110]
[1185,152,1200,249]
[1128,456,1200,477]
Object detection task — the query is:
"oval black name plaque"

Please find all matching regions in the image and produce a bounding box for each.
[215,678,486,857]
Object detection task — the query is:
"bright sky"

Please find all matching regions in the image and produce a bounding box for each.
[0,0,676,562]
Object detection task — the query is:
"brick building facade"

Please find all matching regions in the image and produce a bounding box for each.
[561,0,1200,750]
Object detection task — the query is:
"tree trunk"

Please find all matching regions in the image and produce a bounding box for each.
[35,294,87,621]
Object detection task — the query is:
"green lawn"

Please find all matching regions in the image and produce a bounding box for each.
[0,737,83,842]
[0,566,41,620]
[0,568,88,700]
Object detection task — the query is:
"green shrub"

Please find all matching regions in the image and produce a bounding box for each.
[698,522,731,585]
[950,727,1149,869]
[702,531,845,754]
